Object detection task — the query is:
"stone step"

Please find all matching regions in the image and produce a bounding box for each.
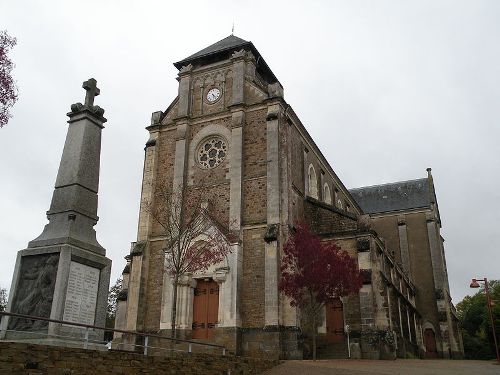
[316,342,348,359]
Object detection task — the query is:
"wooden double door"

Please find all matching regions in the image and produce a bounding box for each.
[192,279,219,340]
[326,298,344,343]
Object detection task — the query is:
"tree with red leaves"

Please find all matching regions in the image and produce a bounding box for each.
[144,185,231,339]
[0,30,18,128]
[280,223,363,360]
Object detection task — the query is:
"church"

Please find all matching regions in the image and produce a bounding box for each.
[113,35,463,360]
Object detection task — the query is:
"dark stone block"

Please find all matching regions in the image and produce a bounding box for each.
[117,289,128,301]
[264,224,279,243]
[360,269,372,284]
[130,241,146,256]
[357,239,370,251]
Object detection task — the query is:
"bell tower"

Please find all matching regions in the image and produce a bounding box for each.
[115,35,297,358]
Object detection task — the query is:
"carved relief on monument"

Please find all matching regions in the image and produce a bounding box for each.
[9,253,60,331]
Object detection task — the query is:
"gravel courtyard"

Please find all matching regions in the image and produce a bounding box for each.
[261,359,499,375]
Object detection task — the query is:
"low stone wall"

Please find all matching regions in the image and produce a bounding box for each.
[0,342,279,374]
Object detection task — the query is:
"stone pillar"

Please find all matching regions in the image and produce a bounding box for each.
[223,243,243,327]
[231,50,245,105]
[397,297,404,339]
[114,259,130,340]
[177,64,192,117]
[172,122,189,198]
[406,307,412,343]
[264,104,281,328]
[397,216,411,279]
[137,113,161,241]
[176,276,196,330]
[320,170,325,201]
[228,110,244,329]
[414,312,423,349]
[229,110,244,231]
[303,149,309,195]
[387,286,393,329]
[171,63,192,216]
[117,114,160,335]
[160,274,173,330]
[426,213,444,290]
[125,242,145,332]
[1,79,111,345]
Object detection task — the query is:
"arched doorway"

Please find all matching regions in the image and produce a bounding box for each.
[192,279,219,340]
[326,298,344,343]
[424,328,438,358]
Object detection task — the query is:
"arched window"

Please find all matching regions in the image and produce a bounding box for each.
[308,164,318,199]
[323,183,332,204]
[337,198,343,209]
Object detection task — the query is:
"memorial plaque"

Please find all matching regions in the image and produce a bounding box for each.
[63,261,100,325]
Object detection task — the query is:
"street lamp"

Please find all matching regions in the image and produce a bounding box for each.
[470,278,500,363]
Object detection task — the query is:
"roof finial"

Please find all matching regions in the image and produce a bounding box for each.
[426,167,432,178]
[231,20,234,35]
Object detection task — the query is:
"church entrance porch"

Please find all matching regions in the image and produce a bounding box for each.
[316,298,348,359]
[192,278,219,340]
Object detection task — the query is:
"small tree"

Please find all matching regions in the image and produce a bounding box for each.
[0,287,7,312]
[104,277,123,341]
[457,280,500,359]
[0,30,18,127]
[279,222,363,360]
[145,185,231,339]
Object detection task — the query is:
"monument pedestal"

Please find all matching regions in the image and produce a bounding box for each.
[1,245,110,344]
[1,79,112,346]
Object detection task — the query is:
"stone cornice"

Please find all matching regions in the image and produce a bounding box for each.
[67,108,106,128]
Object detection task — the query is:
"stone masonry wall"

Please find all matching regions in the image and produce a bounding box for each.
[0,342,279,375]
[143,240,164,331]
[303,198,357,234]
[243,109,267,179]
[242,108,268,225]
[241,228,266,328]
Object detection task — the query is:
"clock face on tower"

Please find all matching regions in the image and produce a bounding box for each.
[206,87,221,103]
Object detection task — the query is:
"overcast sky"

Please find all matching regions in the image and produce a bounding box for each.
[1,0,499,304]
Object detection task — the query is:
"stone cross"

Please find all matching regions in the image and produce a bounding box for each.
[82,78,100,107]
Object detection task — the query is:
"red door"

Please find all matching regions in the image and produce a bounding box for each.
[424,328,438,358]
[192,279,219,340]
[326,298,344,343]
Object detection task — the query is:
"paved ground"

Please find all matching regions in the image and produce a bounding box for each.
[261,360,500,375]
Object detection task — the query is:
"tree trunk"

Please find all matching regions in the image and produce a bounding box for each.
[171,275,179,339]
[312,315,317,361]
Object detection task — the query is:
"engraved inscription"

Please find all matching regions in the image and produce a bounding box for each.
[63,262,100,325]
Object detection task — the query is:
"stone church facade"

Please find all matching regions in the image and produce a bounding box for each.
[114,35,463,359]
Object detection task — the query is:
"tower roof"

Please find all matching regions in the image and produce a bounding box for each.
[174,35,278,84]
[175,35,250,66]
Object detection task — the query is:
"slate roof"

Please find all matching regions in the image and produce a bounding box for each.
[173,35,278,83]
[174,35,251,67]
[349,178,432,214]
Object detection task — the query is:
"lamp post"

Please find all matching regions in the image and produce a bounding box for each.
[470,278,500,363]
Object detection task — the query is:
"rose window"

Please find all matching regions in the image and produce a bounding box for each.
[197,137,228,169]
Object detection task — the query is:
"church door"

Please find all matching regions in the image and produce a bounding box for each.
[326,298,344,343]
[192,279,219,340]
[424,328,438,358]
